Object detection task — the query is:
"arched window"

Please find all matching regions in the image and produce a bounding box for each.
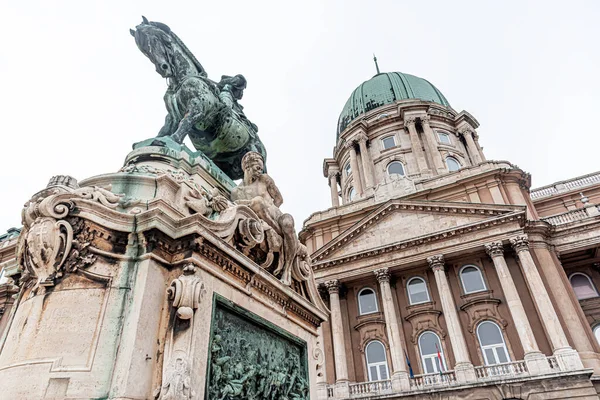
[477,321,510,365]
[387,161,405,177]
[344,162,351,176]
[381,136,396,150]
[593,325,600,345]
[446,157,460,172]
[348,187,356,201]
[418,331,446,374]
[437,132,451,145]
[460,265,487,294]
[569,273,599,300]
[407,277,430,305]
[365,341,389,381]
[358,288,378,315]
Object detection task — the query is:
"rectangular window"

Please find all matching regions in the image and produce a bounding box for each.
[381,136,396,150]
[438,132,451,145]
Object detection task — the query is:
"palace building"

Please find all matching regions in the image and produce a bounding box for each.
[299,70,600,399]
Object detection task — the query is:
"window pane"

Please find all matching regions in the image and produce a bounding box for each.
[594,326,600,345]
[369,366,378,381]
[387,162,405,176]
[571,274,597,299]
[461,266,486,293]
[446,157,460,172]
[438,132,451,145]
[379,365,388,380]
[478,322,503,346]
[359,289,377,314]
[496,347,508,363]
[382,136,395,149]
[366,341,386,363]
[485,348,497,365]
[349,187,356,201]
[424,358,434,374]
[408,278,429,304]
[419,332,440,355]
[345,163,351,175]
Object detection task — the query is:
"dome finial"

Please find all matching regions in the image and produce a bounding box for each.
[373,54,380,74]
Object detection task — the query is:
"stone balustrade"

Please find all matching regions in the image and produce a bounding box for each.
[325,355,583,399]
[410,370,456,389]
[531,171,600,200]
[542,207,597,225]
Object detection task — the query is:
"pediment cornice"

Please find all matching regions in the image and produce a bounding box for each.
[311,199,525,270]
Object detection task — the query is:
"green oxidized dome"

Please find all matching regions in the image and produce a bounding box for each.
[337,72,450,138]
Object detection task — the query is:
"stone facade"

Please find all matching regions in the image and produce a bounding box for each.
[301,72,600,399]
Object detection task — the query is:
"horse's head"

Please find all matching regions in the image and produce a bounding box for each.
[130,17,176,78]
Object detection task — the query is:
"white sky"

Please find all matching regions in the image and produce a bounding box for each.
[1,1,599,232]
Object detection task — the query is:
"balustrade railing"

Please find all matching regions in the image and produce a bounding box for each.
[348,380,391,397]
[542,208,593,225]
[530,172,600,200]
[410,370,456,389]
[474,360,528,380]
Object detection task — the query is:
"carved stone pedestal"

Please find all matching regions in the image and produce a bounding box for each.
[0,138,327,400]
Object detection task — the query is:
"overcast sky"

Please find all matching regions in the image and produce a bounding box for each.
[1,1,599,232]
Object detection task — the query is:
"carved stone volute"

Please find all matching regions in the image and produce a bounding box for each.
[427,255,446,272]
[510,235,530,253]
[485,241,505,258]
[167,264,206,321]
[374,268,390,283]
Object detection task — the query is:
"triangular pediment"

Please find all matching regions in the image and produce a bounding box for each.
[313,200,525,262]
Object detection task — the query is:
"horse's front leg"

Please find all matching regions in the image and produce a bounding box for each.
[157,113,176,137]
[171,98,202,144]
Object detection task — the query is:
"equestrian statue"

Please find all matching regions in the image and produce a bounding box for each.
[130,17,267,180]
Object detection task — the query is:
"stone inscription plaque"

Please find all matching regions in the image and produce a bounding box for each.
[206,297,309,399]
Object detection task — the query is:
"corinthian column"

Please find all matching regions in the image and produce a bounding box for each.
[404,117,429,173]
[420,115,445,174]
[374,268,410,391]
[346,141,364,195]
[325,280,349,382]
[328,172,340,207]
[356,133,375,189]
[510,236,583,370]
[427,255,475,383]
[459,127,482,165]
[485,242,549,374]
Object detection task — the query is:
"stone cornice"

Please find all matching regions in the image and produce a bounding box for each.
[312,198,525,260]
[312,209,525,271]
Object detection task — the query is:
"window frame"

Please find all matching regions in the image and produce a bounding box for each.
[381,135,396,150]
[344,162,352,177]
[437,131,452,145]
[459,264,487,295]
[365,340,390,382]
[386,161,406,177]
[418,331,447,374]
[348,186,356,202]
[407,277,431,305]
[476,321,511,366]
[593,325,600,345]
[357,287,379,315]
[445,156,461,172]
[569,272,599,300]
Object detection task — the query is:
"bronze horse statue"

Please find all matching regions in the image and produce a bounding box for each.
[130,17,267,180]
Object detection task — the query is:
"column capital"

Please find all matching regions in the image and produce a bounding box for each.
[458,126,474,136]
[404,116,417,126]
[420,115,431,125]
[510,235,530,253]
[485,241,504,258]
[343,140,356,150]
[355,132,368,143]
[327,171,340,180]
[427,255,446,272]
[374,268,390,283]
[325,279,341,294]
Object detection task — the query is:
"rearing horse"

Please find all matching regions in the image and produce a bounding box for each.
[131,17,267,180]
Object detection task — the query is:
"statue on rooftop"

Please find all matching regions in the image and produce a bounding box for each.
[130,17,266,180]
